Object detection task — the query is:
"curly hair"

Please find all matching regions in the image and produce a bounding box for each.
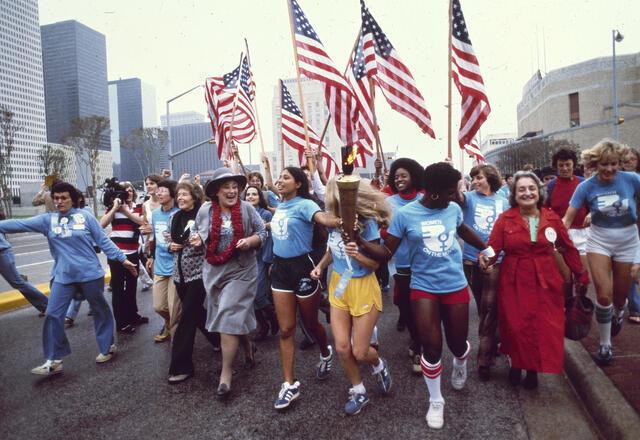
[325,177,391,229]
[247,172,265,188]
[423,162,461,194]
[551,147,579,168]
[509,171,546,209]
[51,182,80,206]
[581,139,625,169]
[156,179,177,199]
[388,158,424,193]
[469,164,502,193]
[176,181,204,206]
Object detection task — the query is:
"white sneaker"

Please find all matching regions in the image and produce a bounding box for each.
[96,344,117,363]
[426,400,445,429]
[451,360,467,390]
[31,360,63,376]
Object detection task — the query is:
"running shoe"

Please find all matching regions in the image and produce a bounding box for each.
[426,400,445,429]
[31,360,63,376]
[274,381,301,410]
[595,344,613,365]
[344,389,370,415]
[374,357,392,394]
[96,344,117,363]
[316,346,333,380]
[64,317,74,328]
[451,360,468,390]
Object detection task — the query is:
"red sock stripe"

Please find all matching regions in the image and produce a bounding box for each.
[420,357,442,379]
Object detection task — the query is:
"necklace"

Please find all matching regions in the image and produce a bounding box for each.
[205,200,244,265]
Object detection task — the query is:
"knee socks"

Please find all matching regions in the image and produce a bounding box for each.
[421,356,444,403]
[595,301,613,347]
[453,340,471,367]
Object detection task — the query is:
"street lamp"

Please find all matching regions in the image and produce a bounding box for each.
[612,29,624,140]
[165,84,203,175]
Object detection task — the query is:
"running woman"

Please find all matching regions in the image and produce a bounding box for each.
[563,140,640,364]
[270,167,341,411]
[385,158,424,374]
[311,178,392,415]
[455,164,507,381]
[384,162,490,429]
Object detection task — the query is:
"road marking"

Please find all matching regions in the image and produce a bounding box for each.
[16,260,53,268]
[10,242,48,249]
[14,250,50,257]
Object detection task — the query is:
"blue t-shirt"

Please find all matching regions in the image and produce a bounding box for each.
[328,218,379,278]
[271,196,321,258]
[151,206,179,276]
[461,191,508,261]
[387,192,423,268]
[266,190,280,208]
[569,171,640,228]
[388,201,467,294]
[257,207,274,264]
[498,184,510,199]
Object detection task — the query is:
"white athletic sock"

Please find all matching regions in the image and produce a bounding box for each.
[595,301,613,346]
[371,358,384,375]
[421,356,444,403]
[453,340,471,367]
[352,382,366,395]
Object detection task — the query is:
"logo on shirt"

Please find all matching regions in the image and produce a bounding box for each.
[271,210,289,240]
[155,221,169,247]
[474,203,498,233]
[328,231,346,260]
[421,220,455,257]
[596,194,629,217]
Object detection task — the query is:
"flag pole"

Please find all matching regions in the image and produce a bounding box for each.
[286,0,312,155]
[244,38,266,156]
[447,0,453,162]
[367,77,387,175]
[228,52,245,175]
[279,80,286,171]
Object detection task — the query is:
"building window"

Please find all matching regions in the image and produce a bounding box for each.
[569,92,580,127]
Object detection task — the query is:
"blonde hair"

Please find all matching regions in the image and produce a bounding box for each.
[581,139,626,169]
[325,177,391,229]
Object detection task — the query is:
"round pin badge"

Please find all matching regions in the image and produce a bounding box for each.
[60,217,69,225]
[544,227,557,243]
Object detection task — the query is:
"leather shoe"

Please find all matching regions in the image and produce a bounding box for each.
[216,383,231,400]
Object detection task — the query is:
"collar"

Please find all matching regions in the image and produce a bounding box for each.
[398,189,418,200]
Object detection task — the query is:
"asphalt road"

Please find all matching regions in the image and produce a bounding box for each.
[0,271,600,439]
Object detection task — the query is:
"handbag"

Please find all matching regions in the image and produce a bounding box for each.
[564,289,594,340]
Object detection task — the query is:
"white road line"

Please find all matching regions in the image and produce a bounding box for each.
[10,242,48,250]
[16,260,53,269]
[14,250,50,257]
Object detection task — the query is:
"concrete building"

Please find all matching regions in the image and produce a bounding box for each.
[166,122,221,179]
[485,53,640,171]
[161,111,205,127]
[108,78,157,182]
[270,77,377,178]
[0,0,48,192]
[480,133,517,157]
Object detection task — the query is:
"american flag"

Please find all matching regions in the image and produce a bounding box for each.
[451,0,490,160]
[280,81,339,178]
[290,0,363,151]
[357,0,435,138]
[205,55,256,159]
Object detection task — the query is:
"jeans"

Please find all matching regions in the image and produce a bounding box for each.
[43,277,114,360]
[0,248,48,312]
[65,299,83,320]
[628,283,640,316]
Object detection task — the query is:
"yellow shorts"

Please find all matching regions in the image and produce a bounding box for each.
[328,271,382,317]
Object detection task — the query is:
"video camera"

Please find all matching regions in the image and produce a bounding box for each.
[102,177,129,208]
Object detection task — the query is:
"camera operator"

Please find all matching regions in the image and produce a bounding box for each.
[100,181,147,333]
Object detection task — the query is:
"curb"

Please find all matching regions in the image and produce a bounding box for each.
[564,339,640,439]
[0,273,111,314]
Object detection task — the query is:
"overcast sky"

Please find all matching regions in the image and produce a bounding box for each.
[40,0,640,167]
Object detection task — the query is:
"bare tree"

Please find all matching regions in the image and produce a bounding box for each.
[0,104,22,217]
[38,144,71,179]
[120,127,168,180]
[64,116,110,216]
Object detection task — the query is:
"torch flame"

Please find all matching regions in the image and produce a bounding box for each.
[346,145,358,165]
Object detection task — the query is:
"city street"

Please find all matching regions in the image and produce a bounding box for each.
[0,253,599,439]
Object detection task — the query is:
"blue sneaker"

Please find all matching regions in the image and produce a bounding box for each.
[274,381,300,410]
[344,389,370,415]
[316,346,333,380]
[374,357,392,394]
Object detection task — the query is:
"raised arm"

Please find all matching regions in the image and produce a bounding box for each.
[0,215,48,235]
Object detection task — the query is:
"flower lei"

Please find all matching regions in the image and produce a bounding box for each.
[205,200,244,265]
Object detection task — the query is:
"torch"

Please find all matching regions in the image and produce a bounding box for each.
[337,145,361,243]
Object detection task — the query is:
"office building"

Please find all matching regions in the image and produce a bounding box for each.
[161,111,205,127]
[166,122,221,179]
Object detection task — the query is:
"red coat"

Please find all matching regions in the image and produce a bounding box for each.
[488,207,583,373]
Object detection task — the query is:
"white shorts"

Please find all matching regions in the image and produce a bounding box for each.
[586,224,639,263]
[568,228,588,256]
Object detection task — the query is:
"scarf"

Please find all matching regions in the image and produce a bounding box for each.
[170,203,201,245]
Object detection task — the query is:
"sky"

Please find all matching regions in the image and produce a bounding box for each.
[39,0,640,168]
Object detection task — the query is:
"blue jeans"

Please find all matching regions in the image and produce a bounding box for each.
[628,283,640,316]
[65,299,83,320]
[43,277,114,360]
[0,248,48,312]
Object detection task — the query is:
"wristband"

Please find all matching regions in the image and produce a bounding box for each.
[480,246,495,258]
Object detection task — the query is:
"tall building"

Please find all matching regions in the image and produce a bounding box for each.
[161,111,205,127]
[166,122,221,179]
[41,20,110,151]
[109,78,157,181]
[0,0,48,191]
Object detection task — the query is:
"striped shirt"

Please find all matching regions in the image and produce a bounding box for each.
[110,204,142,254]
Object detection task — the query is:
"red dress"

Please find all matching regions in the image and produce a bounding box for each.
[488,207,583,373]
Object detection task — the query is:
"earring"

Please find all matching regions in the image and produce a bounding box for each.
[430,193,439,201]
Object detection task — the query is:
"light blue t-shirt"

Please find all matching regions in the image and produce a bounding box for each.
[569,171,640,228]
[328,218,379,278]
[151,206,179,276]
[498,184,510,199]
[266,190,280,208]
[461,191,508,261]
[271,196,321,258]
[388,201,467,294]
[387,192,423,268]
